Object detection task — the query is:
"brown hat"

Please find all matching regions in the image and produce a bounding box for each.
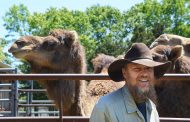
[108,43,171,82]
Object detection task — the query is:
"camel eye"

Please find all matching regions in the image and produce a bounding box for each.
[48,41,56,47]
[157,40,168,45]
[16,40,25,47]
[57,36,63,41]
[152,54,163,62]
[152,55,159,61]
[41,41,57,51]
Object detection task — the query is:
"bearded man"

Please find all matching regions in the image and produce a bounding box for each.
[90,43,171,122]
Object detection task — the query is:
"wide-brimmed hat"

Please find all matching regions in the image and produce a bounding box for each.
[108,43,171,82]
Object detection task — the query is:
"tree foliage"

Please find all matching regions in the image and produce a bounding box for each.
[0,38,6,61]
[2,0,190,103]
[3,4,30,37]
[86,5,128,56]
[3,0,190,71]
[124,0,190,47]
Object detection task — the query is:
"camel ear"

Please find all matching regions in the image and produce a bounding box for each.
[49,30,66,43]
[49,29,77,47]
[58,35,66,42]
[61,31,77,47]
[168,45,183,61]
[168,37,183,45]
[183,41,190,53]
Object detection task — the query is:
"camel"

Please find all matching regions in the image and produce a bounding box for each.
[151,45,190,117]
[8,29,123,116]
[150,33,190,57]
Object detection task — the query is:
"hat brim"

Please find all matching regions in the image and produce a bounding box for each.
[108,59,171,82]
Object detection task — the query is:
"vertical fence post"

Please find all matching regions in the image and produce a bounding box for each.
[26,88,29,116]
[26,80,33,116]
[29,80,33,115]
[12,68,18,116]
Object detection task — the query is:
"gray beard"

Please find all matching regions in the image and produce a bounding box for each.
[128,83,158,105]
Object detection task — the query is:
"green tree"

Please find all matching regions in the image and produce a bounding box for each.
[161,0,190,36]
[86,5,128,56]
[130,25,154,46]
[3,1,190,70]
[3,4,30,37]
[27,7,96,71]
[124,0,190,46]
[0,38,6,61]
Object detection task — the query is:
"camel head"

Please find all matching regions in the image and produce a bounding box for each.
[9,29,85,74]
[151,45,183,63]
[8,36,43,59]
[91,53,115,73]
[150,34,186,49]
[8,35,61,70]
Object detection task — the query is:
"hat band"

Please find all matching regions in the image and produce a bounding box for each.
[127,57,153,61]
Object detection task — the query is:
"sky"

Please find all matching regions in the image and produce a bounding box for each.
[0,0,144,38]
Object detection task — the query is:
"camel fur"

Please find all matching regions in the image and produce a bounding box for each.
[151,45,190,117]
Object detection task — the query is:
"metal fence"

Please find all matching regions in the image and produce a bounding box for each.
[0,68,18,116]
[0,68,58,117]
[17,86,58,117]
[0,73,190,122]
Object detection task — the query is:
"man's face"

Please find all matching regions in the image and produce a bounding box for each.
[122,62,156,102]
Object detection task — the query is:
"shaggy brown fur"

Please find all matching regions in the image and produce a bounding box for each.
[151,45,190,117]
[88,53,124,95]
[8,30,87,116]
[91,53,115,73]
[150,34,190,57]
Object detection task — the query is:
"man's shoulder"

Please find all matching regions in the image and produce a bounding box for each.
[96,87,123,107]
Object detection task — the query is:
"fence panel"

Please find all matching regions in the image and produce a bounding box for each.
[0,74,190,122]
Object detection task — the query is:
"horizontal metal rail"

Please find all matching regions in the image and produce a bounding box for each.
[0,89,11,92]
[18,89,46,92]
[26,111,59,114]
[0,111,59,114]
[160,117,190,121]
[0,68,16,72]
[19,100,54,103]
[0,117,89,122]
[18,104,56,107]
[0,117,189,122]
[0,111,11,114]
[0,73,190,81]
[0,84,12,86]
[0,99,10,101]
[0,74,109,80]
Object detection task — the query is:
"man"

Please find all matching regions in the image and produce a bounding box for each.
[90,43,171,122]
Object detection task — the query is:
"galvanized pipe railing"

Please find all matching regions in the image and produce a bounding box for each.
[0,74,109,80]
[18,89,46,92]
[0,73,190,81]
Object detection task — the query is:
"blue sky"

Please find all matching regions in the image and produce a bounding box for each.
[0,0,144,38]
